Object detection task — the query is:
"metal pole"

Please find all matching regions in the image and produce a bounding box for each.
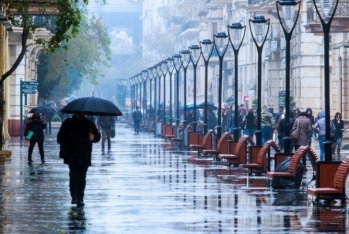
[283,35,292,153]
[204,60,209,134]
[169,71,173,125]
[233,51,240,140]
[217,56,223,138]
[255,47,263,146]
[193,63,197,131]
[176,71,180,126]
[183,67,188,126]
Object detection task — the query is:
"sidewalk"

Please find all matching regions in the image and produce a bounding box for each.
[0,122,347,233]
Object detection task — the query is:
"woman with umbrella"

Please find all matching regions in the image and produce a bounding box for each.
[24,112,46,163]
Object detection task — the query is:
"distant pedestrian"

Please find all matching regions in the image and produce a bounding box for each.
[24,113,47,163]
[313,110,335,161]
[98,116,115,152]
[206,109,217,130]
[241,108,256,138]
[43,103,56,135]
[261,105,275,144]
[292,112,312,169]
[306,107,315,147]
[332,112,344,159]
[57,111,101,207]
[132,106,142,134]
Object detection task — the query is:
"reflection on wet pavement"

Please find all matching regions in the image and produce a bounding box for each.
[0,122,348,233]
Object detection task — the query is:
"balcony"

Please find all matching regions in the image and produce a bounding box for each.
[8,1,59,15]
[304,0,349,34]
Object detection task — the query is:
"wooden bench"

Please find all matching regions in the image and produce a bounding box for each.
[189,130,216,155]
[202,132,233,160]
[240,140,281,175]
[164,125,176,141]
[307,156,349,204]
[171,124,192,145]
[217,135,255,166]
[266,146,318,180]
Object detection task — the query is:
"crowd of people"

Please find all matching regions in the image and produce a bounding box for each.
[141,102,346,162]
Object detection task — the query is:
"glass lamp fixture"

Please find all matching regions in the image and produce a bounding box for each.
[249,15,270,46]
[214,32,229,56]
[189,45,201,64]
[228,22,246,50]
[200,39,214,61]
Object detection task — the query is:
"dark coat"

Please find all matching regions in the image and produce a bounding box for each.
[24,116,46,141]
[57,116,101,166]
[98,116,115,130]
[292,116,312,146]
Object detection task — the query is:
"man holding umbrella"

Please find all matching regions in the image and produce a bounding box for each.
[57,111,101,207]
[57,96,122,207]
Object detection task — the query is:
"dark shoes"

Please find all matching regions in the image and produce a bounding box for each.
[77,198,84,207]
[71,197,78,204]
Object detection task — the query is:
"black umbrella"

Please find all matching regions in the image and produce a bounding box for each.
[29,106,47,113]
[179,103,200,111]
[60,97,123,116]
[198,101,218,110]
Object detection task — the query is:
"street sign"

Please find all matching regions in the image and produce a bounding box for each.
[21,81,39,86]
[22,89,37,94]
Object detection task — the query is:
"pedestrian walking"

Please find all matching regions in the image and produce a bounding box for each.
[206,109,217,130]
[132,106,142,134]
[241,108,256,138]
[313,110,335,161]
[261,105,275,144]
[292,112,312,169]
[332,112,344,159]
[57,111,101,207]
[275,111,294,151]
[306,107,315,147]
[24,113,47,163]
[98,115,115,152]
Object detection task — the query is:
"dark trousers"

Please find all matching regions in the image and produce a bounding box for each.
[69,164,89,199]
[45,121,52,134]
[101,128,111,150]
[28,139,45,162]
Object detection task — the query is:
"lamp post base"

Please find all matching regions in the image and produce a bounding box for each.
[233,127,240,141]
[324,140,333,161]
[283,136,292,153]
[255,130,262,146]
[192,121,197,132]
[216,126,222,138]
[203,124,208,134]
[176,119,180,127]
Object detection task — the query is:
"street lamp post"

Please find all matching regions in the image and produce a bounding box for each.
[200,39,214,134]
[213,32,229,138]
[142,69,149,117]
[148,67,155,116]
[167,57,175,125]
[173,54,182,127]
[180,50,191,126]
[276,0,301,153]
[228,22,246,141]
[249,15,270,146]
[156,63,163,122]
[160,60,168,124]
[312,0,339,161]
[189,45,201,132]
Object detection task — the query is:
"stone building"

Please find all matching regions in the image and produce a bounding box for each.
[140,0,349,119]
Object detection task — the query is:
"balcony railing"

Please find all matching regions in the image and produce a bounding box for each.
[306,0,349,23]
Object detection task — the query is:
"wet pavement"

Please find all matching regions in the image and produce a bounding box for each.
[0,122,348,233]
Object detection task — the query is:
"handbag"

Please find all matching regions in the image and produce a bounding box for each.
[110,125,116,138]
[290,120,300,143]
[26,130,34,140]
